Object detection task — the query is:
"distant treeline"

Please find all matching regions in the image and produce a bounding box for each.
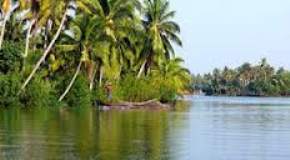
[192,58,290,97]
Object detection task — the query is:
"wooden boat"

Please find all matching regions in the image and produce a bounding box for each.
[101,99,171,110]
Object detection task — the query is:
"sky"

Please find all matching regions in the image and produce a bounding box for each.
[170,0,290,74]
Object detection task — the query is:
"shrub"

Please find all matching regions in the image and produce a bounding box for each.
[151,77,178,103]
[0,41,23,74]
[113,75,160,102]
[159,81,178,103]
[93,87,108,105]
[105,75,179,103]
[20,76,58,107]
[64,74,92,107]
[0,73,22,107]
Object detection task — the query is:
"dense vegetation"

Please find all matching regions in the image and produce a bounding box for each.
[192,58,290,97]
[0,0,191,107]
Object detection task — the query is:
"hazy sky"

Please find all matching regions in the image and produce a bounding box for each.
[171,0,290,74]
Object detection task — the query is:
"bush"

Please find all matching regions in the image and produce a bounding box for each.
[93,87,108,105]
[99,75,179,103]
[20,76,58,107]
[0,41,23,74]
[0,73,22,107]
[159,81,178,103]
[113,75,160,102]
[64,74,92,107]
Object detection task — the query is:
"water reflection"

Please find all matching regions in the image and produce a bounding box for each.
[1,97,290,160]
[0,107,180,160]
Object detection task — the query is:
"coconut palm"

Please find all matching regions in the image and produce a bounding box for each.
[19,0,71,93]
[83,0,140,85]
[137,0,182,78]
[21,0,39,61]
[58,0,140,99]
[0,0,20,49]
[259,58,274,81]
[57,13,99,101]
[152,57,191,93]
[14,0,40,72]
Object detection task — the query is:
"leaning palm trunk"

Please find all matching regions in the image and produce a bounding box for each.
[137,60,147,78]
[99,67,104,87]
[90,66,98,90]
[22,19,36,71]
[24,19,36,58]
[0,14,9,49]
[0,2,19,49]
[59,61,82,102]
[19,8,68,93]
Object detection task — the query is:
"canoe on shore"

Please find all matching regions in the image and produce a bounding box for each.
[101,99,171,110]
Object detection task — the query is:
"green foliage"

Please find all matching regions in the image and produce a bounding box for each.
[158,80,178,103]
[0,0,188,107]
[142,0,182,61]
[93,87,108,105]
[64,75,92,107]
[193,58,290,97]
[99,75,179,103]
[20,76,58,107]
[277,72,290,95]
[0,73,22,107]
[113,75,160,102]
[0,42,23,74]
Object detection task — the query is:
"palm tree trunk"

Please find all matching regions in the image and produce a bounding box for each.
[44,21,50,49]
[0,2,19,49]
[19,8,68,93]
[24,19,35,58]
[59,61,82,102]
[99,67,104,87]
[90,65,98,90]
[0,15,9,49]
[22,19,36,72]
[137,60,146,78]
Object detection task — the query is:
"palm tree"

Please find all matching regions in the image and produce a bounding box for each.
[57,13,99,101]
[137,0,182,78]
[21,0,39,61]
[81,0,139,85]
[58,0,141,100]
[152,57,191,93]
[0,0,20,49]
[19,0,71,93]
[212,68,222,94]
[16,0,40,72]
[237,62,252,88]
[259,58,274,81]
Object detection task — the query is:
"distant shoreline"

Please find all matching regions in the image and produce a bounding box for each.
[192,93,290,98]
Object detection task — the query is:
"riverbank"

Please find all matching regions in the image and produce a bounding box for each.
[0,0,191,108]
[202,93,290,98]
[1,72,189,108]
[192,58,290,97]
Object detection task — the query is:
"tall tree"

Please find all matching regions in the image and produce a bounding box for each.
[57,13,99,101]
[152,57,191,93]
[137,0,182,78]
[0,0,20,49]
[19,0,71,93]
[20,0,40,71]
[82,0,139,84]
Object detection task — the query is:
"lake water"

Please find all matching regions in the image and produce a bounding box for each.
[1,96,290,160]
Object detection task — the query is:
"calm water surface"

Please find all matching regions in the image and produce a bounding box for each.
[1,96,290,160]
